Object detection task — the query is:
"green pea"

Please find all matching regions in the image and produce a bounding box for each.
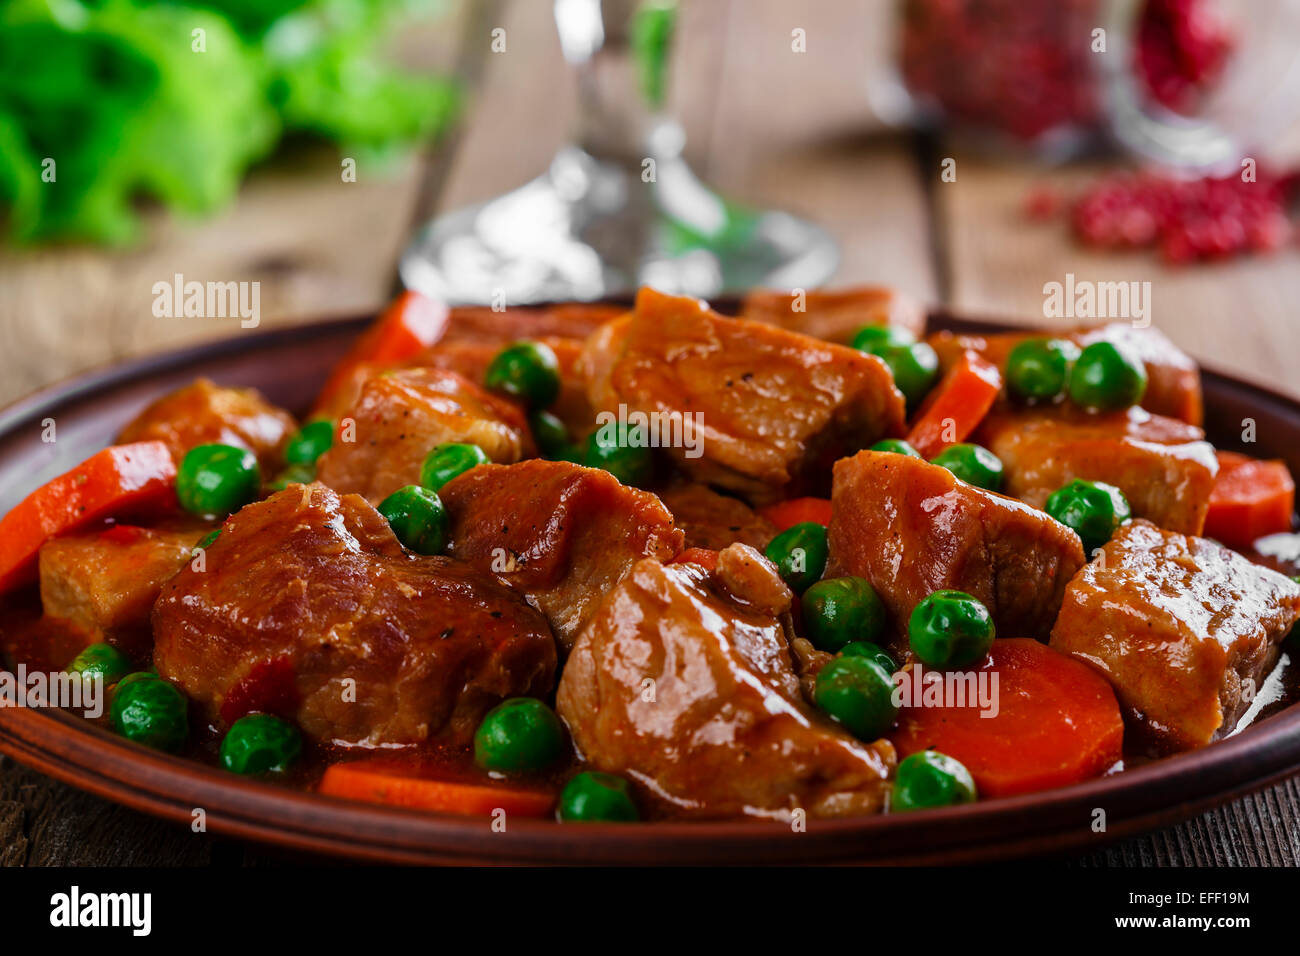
[870,438,922,457]
[583,422,654,487]
[176,443,261,519]
[841,641,898,674]
[420,442,489,492]
[473,698,566,773]
[764,521,828,594]
[813,655,899,740]
[529,410,579,460]
[110,677,188,753]
[377,484,447,555]
[876,342,940,409]
[1006,338,1080,403]
[558,771,640,822]
[801,577,887,652]
[930,442,1004,492]
[220,714,303,775]
[284,419,334,465]
[485,340,561,408]
[851,324,915,353]
[66,643,132,685]
[908,589,995,669]
[892,750,977,811]
[1046,478,1131,554]
[1068,341,1148,411]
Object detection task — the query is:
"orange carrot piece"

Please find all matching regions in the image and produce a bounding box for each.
[1204,451,1295,549]
[312,290,449,416]
[906,350,1001,459]
[890,639,1124,798]
[758,497,832,532]
[318,761,555,818]
[0,441,176,593]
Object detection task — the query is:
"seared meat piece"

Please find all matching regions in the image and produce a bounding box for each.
[739,285,926,344]
[928,322,1203,425]
[153,483,555,746]
[557,543,895,819]
[1050,520,1300,754]
[829,450,1085,649]
[315,367,531,503]
[39,525,205,654]
[117,378,296,471]
[975,404,1217,536]
[441,303,626,346]
[657,481,776,552]
[580,288,906,503]
[440,459,683,651]
[420,336,594,438]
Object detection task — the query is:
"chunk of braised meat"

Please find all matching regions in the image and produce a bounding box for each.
[116,378,297,471]
[657,481,776,552]
[440,303,626,346]
[315,367,532,503]
[975,404,1217,536]
[557,543,895,819]
[739,286,926,344]
[419,336,594,439]
[1050,520,1300,754]
[927,321,1203,425]
[439,459,683,652]
[580,287,906,503]
[39,524,205,656]
[829,450,1085,651]
[153,483,555,746]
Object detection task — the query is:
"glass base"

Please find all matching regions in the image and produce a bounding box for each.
[400,144,838,305]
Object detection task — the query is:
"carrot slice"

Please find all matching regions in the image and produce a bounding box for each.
[312,290,449,416]
[1204,451,1295,549]
[669,547,719,571]
[890,638,1124,798]
[318,761,556,818]
[0,441,176,593]
[905,350,1001,459]
[758,497,832,532]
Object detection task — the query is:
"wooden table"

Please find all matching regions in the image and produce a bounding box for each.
[3,0,1300,866]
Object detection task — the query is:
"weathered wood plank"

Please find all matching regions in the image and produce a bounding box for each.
[0,755,214,866]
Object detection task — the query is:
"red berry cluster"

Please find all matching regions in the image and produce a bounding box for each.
[1135,0,1233,114]
[899,0,1101,142]
[1070,169,1295,263]
[898,0,1232,142]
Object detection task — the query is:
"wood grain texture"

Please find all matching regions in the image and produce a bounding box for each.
[2,0,1299,867]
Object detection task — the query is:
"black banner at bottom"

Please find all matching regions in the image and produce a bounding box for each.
[0,864,1277,942]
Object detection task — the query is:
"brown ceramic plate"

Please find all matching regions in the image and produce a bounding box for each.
[1,308,1298,865]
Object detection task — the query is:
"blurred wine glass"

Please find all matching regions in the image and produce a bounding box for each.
[400,0,838,305]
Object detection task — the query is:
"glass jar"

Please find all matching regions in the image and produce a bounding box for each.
[888,0,1300,171]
